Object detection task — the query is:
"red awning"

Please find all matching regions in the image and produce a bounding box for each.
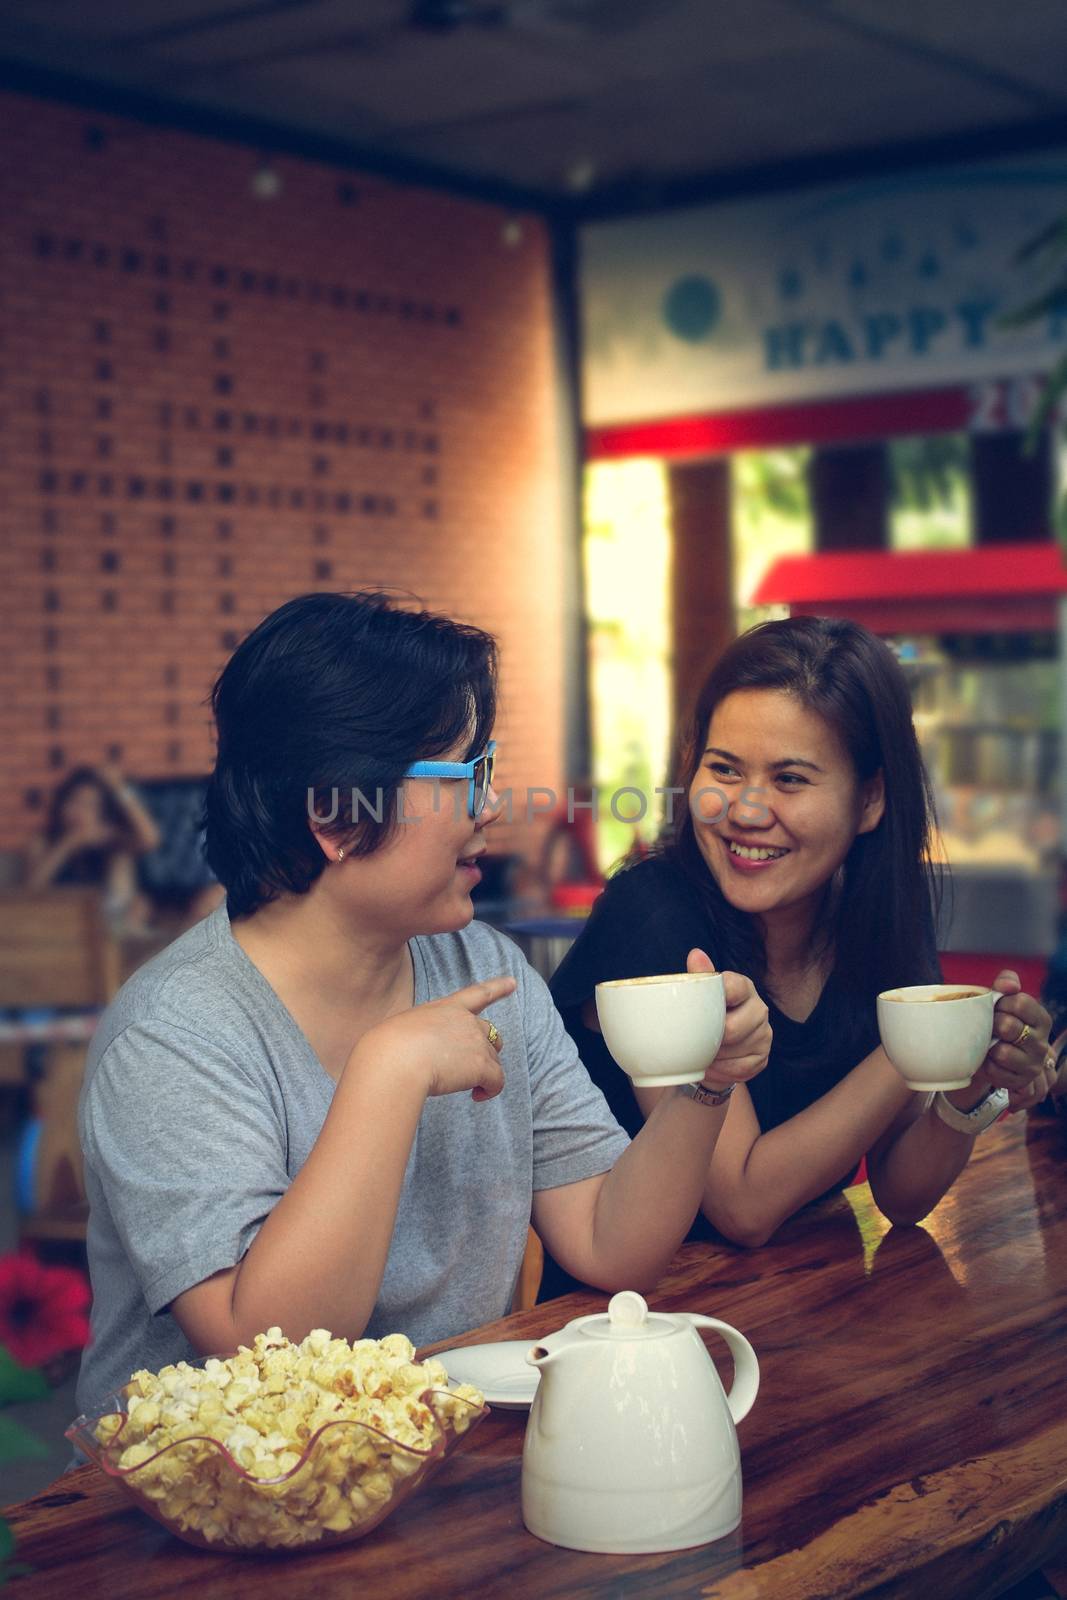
[750,544,1067,635]
[585,385,970,460]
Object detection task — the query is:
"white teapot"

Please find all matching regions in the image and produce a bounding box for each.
[521,1289,759,1554]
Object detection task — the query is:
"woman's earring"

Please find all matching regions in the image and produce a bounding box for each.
[336,847,345,862]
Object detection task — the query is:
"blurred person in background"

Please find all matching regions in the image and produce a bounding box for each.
[26,764,160,932]
[538,781,604,914]
[542,616,1055,1296]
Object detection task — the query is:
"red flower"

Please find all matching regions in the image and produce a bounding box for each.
[0,1252,91,1370]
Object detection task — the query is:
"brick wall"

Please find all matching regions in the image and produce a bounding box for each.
[0,92,567,864]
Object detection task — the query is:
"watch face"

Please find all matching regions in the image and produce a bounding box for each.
[684,1081,733,1106]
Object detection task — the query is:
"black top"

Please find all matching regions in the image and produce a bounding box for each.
[539,853,883,1300]
[55,845,117,888]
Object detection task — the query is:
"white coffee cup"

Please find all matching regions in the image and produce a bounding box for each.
[595,972,726,1088]
[876,983,997,1090]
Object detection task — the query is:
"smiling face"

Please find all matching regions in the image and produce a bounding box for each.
[687,689,885,933]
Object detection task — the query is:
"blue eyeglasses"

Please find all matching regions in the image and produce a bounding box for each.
[404,740,496,818]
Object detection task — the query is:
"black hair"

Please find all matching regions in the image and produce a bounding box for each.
[663,615,942,1023]
[204,591,497,917]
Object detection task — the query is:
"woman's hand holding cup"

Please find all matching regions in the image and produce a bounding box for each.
[594,948,770,1092]
[965,969,1055,1112]
[685,948,771,1092]
[877,972,1054,1111]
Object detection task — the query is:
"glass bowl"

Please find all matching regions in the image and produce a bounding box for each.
[67,1372,488,1553]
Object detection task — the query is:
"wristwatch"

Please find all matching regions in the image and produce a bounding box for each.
[680,1081,736,1109]
[933,1086,1010,1134]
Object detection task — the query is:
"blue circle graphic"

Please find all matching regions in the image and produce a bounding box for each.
[662,275,721,343]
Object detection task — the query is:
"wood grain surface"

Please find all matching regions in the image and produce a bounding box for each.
[4,1116,1065,1599]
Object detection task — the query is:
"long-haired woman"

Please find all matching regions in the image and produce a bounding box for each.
[544,616,1054,1290]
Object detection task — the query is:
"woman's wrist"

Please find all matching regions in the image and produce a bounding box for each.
[342,1038,429,1103]
[943,1081,993,1113]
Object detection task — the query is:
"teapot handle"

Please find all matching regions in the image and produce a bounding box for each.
[685,1315,760,1426]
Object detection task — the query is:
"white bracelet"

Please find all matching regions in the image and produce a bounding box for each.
[932,1087,1009,1134]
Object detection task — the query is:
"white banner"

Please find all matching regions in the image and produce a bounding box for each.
[582,153,1067,426]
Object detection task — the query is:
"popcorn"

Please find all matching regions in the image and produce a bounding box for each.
[96,1327,484,1550]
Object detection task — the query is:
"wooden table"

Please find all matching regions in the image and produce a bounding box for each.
[4,1116,1066,1599]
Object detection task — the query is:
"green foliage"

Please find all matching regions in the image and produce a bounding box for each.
[889,435,969,514]
[1001,212,1067,328]
[733,448,811,522]
[1023,348,1067,443]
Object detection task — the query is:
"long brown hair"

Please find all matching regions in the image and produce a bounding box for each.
[665,615,942,1016]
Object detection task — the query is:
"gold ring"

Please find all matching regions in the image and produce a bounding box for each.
[1015,1023,1033,1049]
[486,1021,501,1050]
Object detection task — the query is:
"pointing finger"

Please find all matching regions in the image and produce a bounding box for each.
[446,976,518,1014]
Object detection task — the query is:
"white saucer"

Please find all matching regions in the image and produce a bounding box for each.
[434,1339,540,1410]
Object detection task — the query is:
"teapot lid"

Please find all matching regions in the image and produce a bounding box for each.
[574,1291,676,1341]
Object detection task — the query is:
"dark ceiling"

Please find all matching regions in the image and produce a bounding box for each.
[3,0,1067,216]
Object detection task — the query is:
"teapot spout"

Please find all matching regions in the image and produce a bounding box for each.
[526,1335,589,1437]
[525,1325,579,1370]
[527,1342,558,1368]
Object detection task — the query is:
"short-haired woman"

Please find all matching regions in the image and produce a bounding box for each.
[76,592,770,1416]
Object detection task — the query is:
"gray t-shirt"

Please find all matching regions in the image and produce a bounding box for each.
[76,908,629,1417]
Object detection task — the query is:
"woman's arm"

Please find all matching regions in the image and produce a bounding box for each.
[98,766,161,855]
[534,955,772,1287]
[24,831,85,890]
[635,1045,913,1247]
[533,1091,729,1292]
[865,1091,976,1226]
[868,973,1055,1224]
[605,972,1053,1247]
[578,979,914,1248]
[554,869,891,1249]
[171,976,515,1353]
[104,851,139,909]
